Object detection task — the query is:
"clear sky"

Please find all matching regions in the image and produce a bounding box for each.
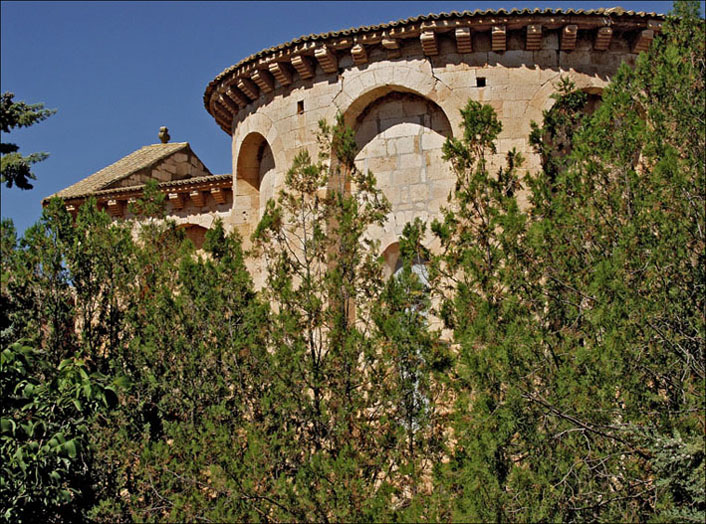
[0,1,692,234]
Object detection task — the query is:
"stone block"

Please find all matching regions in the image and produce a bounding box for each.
[391,136,417,155]
[359,138,387,159]
[153,170,171,182]
[542,32,559,50]
[420,131,445,151]
[410,183,428,201]
[175,162,191,177]
[367,155,396,173]
[431,181,453,200]
[398,153,423,169]
[393,168,420,186]
[534,50,559,68]
[498,50,534,68]
[507,84,538,101]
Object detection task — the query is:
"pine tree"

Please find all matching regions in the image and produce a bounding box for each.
[1,92,56,190]
[432,3,704,520]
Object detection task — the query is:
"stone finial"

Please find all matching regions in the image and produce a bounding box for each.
[158,126,170,143]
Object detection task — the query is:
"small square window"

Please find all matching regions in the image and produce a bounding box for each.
[476,77,486,87]
[297,100,304,114]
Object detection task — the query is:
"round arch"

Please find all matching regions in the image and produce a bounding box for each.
[334,63,462,132]
[235,132,277,219]
[178,223,209,250]
[349,87,454,241]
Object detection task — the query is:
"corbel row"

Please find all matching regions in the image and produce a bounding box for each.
[208,17,662,131]
[65,186,232,219]
[166,187,231,211]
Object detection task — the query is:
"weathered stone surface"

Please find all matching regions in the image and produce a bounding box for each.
[51,10,663,282]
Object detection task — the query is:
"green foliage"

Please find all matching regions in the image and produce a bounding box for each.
[1,342,118,522]
[1,92,56,190]
[430,3,705,521]
[250,116,449,520]
[1,3,702,521]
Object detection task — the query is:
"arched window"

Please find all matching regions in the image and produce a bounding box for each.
[236,132,276,218]
[382,241,430,432]
[393,253,430,291]
[179,224,208,250]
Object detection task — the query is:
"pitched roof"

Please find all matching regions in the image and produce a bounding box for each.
[49,142,189,200]
[85,173,232,199]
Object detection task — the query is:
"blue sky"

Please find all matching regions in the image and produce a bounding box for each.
[0,1,691,233]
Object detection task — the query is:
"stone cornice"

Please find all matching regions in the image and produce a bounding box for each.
[53,174,233,213]
[203,7,665,135]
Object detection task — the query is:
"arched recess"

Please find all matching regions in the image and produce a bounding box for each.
[382,241,430,286]
[236,132,276,218]
[581,86,604,115]
[381,242,401,279]
[351,89,454,239]
[179,224,209,250]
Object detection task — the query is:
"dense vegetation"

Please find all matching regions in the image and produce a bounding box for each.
[1,4,703,522]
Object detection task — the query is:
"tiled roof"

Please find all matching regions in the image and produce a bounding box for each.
[49,142,189,200]
[204,6,665,107]
[85,173,232,199]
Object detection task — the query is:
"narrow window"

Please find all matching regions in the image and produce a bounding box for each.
[297,100,304,114]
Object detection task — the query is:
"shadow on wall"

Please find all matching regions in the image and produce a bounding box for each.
[236,133,276,220]
[352,90,454,239]
[179,224,209,250]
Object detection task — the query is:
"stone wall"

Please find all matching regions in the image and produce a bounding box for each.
[202,10,661,284]
[112,150,211,188]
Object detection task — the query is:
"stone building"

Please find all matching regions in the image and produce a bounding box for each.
[47,7,663,275]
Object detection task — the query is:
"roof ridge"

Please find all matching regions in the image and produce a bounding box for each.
[47,142,189,201]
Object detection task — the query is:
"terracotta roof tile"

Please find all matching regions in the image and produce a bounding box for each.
[49,142,189,200]
[78,173,233,200]
[203,6,666,109]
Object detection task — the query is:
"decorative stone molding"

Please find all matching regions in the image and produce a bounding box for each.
[314,46,338,73]
[291,55,315,79]
[455,27,472,53]
[491,25,507,51]
[594,26,613,50]
[169,192,184,209]
[381,38,401,58]
[251,69,275,93]
[526,24,542,50]
[211,187,227,204]
[205,8,665,134]
[633,29,654,53]
[56,174,232,219]
[268,62,293,86]
[561,25,578,50]
[351,44,368,65]
[420,30,439,56]
[107,199,123,217]
[237,78,259,101]
[190,190,205,208]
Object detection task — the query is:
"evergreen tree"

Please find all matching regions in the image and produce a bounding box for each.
[432,3,704,521]
[250,116,449,519]
[1,92,56,190]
